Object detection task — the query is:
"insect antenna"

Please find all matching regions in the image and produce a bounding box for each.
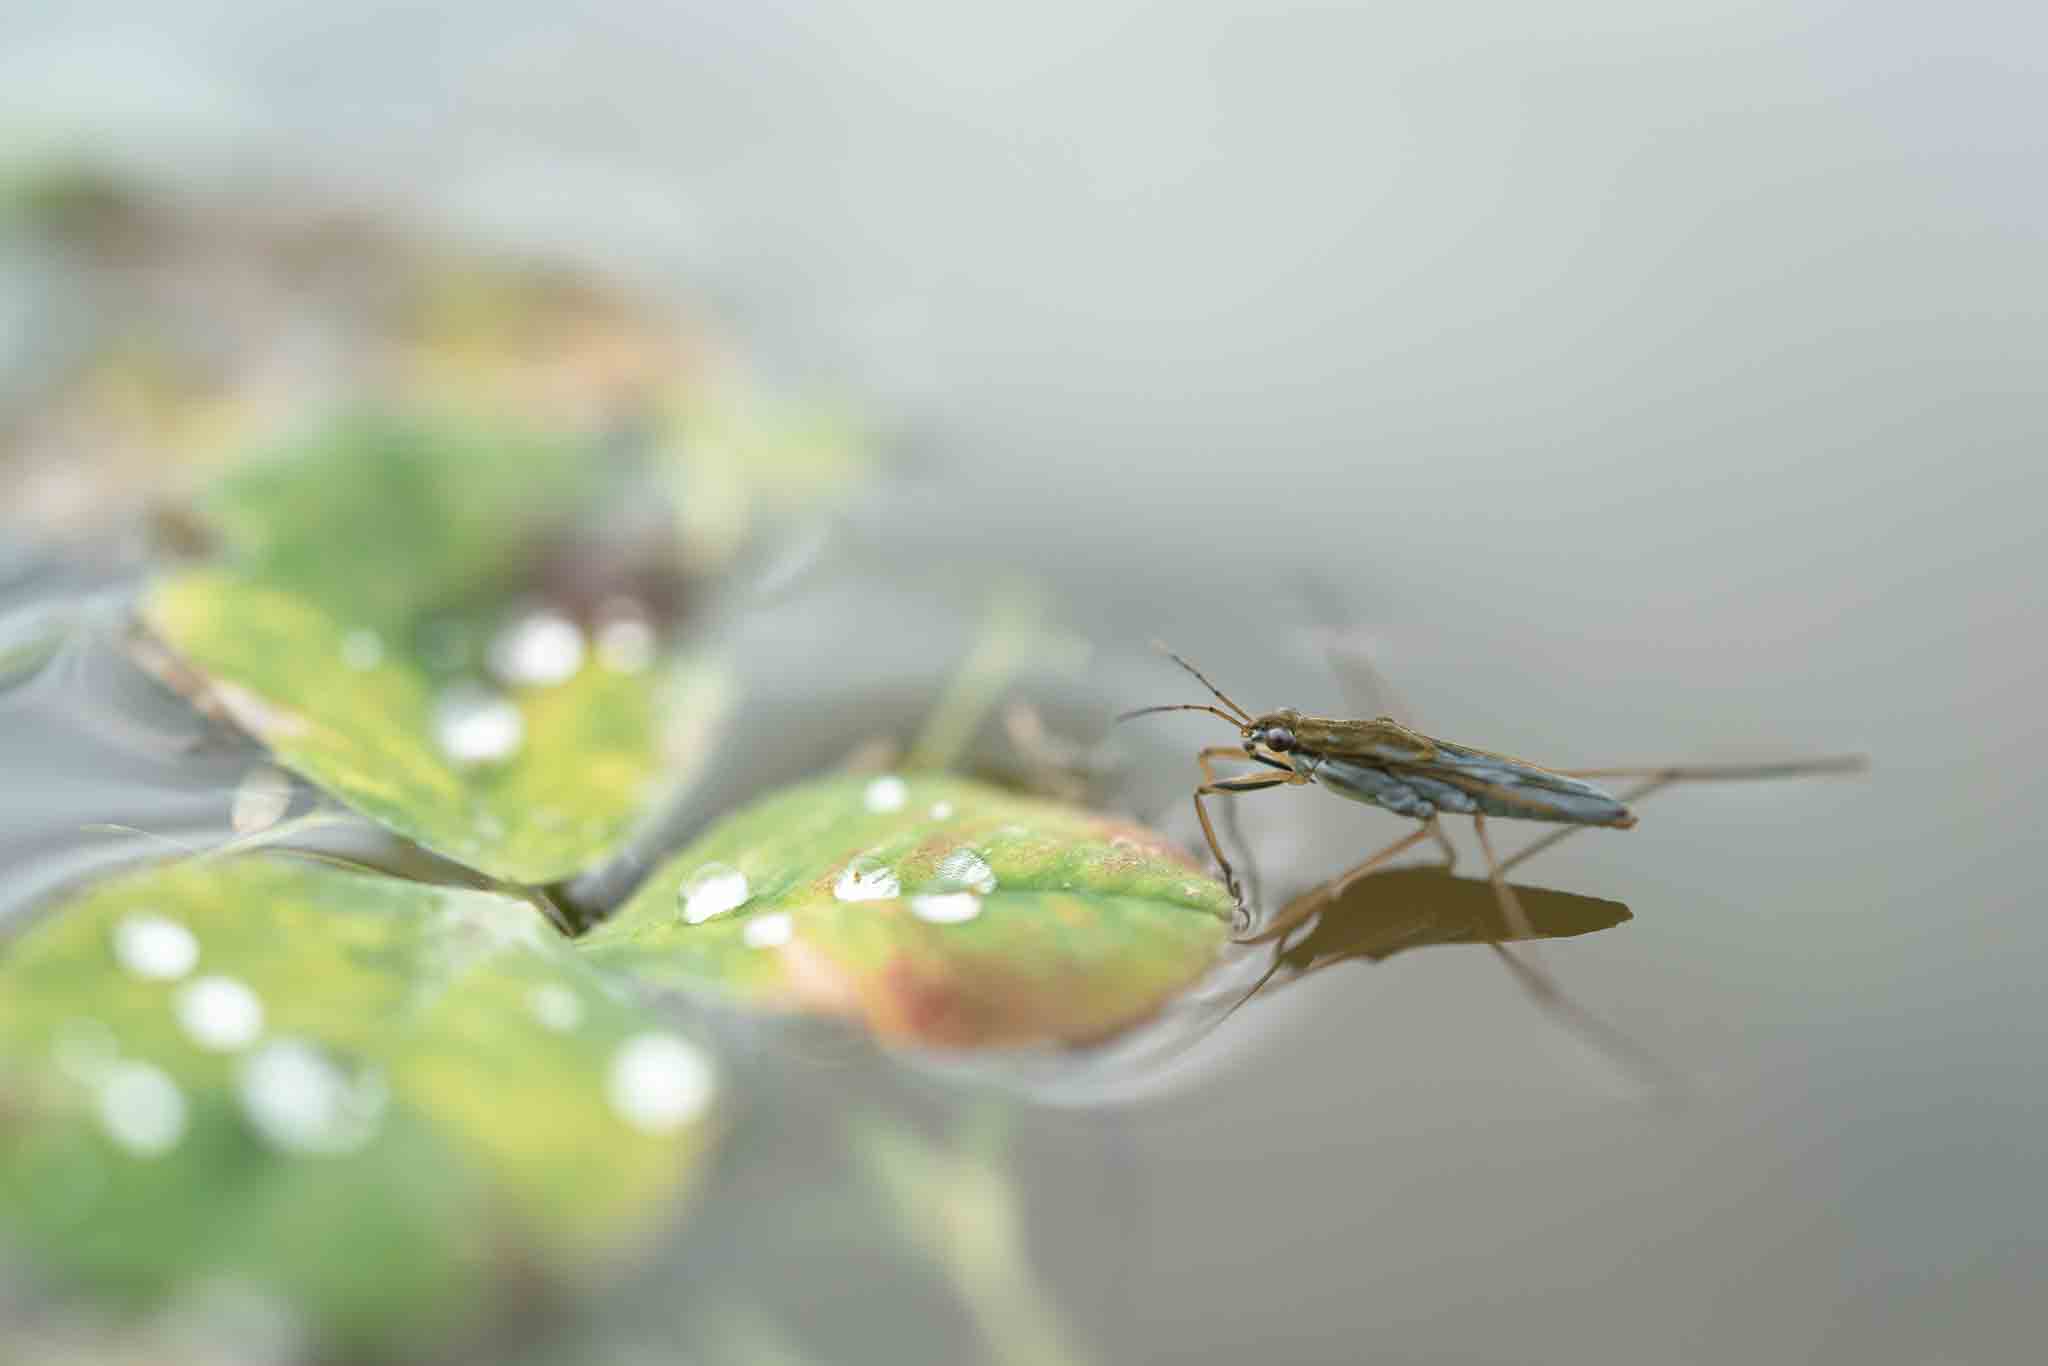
[1114,703,1245,728]
[1149,641,1254,723]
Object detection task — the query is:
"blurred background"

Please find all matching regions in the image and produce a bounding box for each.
[3,2,2044,1363]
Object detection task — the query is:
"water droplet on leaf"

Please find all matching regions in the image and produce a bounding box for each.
[433,685,524,765]
[742,912,794,949]
[174,976,265,1052]
[112,914,198,981]
[934,847,998,894]
[97,1061,186,1156]
[834,854,901,902]
[526,983,583,1032]
[237,1039,387,1156]
[863,775,909,812]
[679,863,751,923]
[488,610,585,687]
[607,1033,714,1134]
[230,764,293,835]
[910,892,983,924]
[595,617,656,673]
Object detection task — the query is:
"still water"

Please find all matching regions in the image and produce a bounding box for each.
[4,2,2044,1362]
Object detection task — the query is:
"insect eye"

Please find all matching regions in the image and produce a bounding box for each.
[1264,726,1296,752]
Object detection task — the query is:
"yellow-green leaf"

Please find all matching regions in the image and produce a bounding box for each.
[579,774,1232,1047]
[139,412,730,885]
[0,856,719,1357]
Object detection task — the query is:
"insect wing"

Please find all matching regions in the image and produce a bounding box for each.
[1396,743,1633,826]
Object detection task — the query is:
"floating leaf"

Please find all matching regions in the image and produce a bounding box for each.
[580,774,1232,1047]
[0,856,718,1357]
[139,413,731,885]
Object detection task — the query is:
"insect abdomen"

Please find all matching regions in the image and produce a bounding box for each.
[1313,759,1436,818]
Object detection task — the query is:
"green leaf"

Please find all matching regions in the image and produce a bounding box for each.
[0,856,719,1357]
[188,411,587,635]
[139,413,731,885]
[579,774,1232,1047]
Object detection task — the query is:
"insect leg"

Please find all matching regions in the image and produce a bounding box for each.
[1471,813,1680,1091]
[1470,813,1535,942]
[1484,942,1683,1095]
[1497,754,1866,877]
[1562,757,1867,782]
[1198,745,1296,911]
[1239,821,1437,945]
[1192,766,1303,907]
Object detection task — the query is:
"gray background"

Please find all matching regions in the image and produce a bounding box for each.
[4,3,2043,1362]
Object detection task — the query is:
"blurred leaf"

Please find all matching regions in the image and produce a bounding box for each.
[665,386,870,574]
[856,1111,1090,1366]
[187,411,586,633]
[141,413,731,885]
[0,855,719,1358]
[580,774,1231,1047]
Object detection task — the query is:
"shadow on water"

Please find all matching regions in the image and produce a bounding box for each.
[1260,866,1631,983]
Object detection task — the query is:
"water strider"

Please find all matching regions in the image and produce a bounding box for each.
[1121,643,1865,1079]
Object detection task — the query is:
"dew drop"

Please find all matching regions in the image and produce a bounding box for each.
[934,847,998,895]
[237,1039,387,1155]
[742,912,794,949]
[340,629,384,671]
[112,914,199,981]
[679,863,751,923]
[834,854,901,902]
[433,685,524,765]
[863,775,909,812]
[527,983,584,1032]
[230,764,293,835]
[174,976,265,1052]
[488,610,586,687]
[596,617,657,674]
[910,892,983,925]
[607,1033,715,1134]
[97,1061,186,1156]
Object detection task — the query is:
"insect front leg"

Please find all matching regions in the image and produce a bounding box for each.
[1190,747,1304,910]
[1239,818,1441,946]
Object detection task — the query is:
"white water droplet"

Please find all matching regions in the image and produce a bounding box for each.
[607,1033,715,1134]
[679,864,751,923]
[596,617,656,674]
[934,847,998,895]
[863,775,909,813]
[488,610,586,687]
[910,892,983,924]
[230,764,293,835]
[238,1039,387,1155]
[742,912,794,949]
[340,629,384,671]
[113,914,199,981]
[97,1061,186,1156]
[174,976,265,1052]
[834,855,901,902]
[434,685,524,765]
[527,983,583,1032]
[929,801,956,821]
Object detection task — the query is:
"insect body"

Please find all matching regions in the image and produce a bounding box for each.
[1250,707,1637,828]
[1121,647,1862,952]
